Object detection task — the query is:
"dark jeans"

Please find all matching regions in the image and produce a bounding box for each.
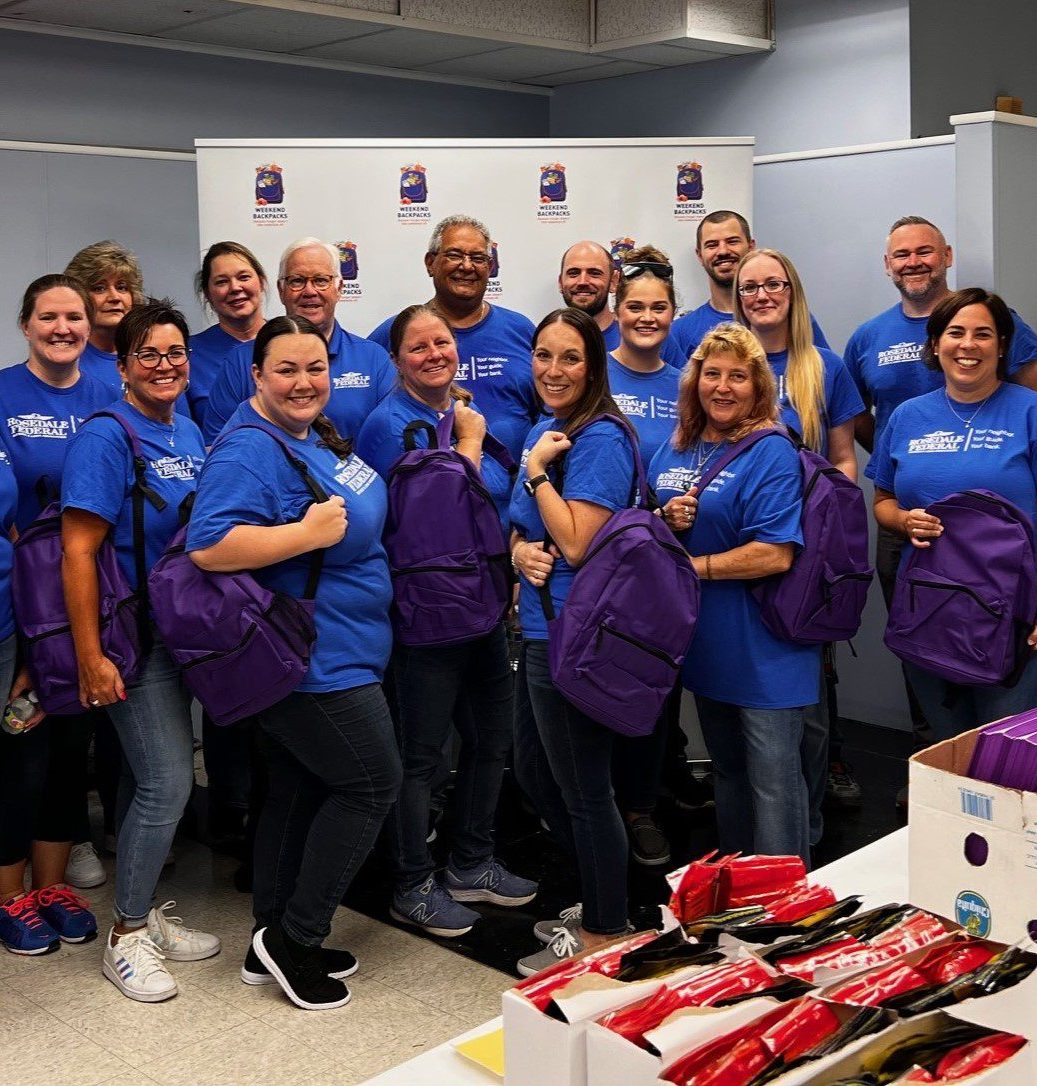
[612,683,676,815]
[202,710,253,829]
[253,683,402,946]
[389,624,514,890]
[523,640,628,935]
[72,710,121,842]
[876,524,933,747]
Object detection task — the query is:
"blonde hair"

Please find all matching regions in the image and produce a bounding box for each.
[733,248,825,452]
[64,240,145,306]
[673,323,778,452]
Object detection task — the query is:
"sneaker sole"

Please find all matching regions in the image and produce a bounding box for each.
[388,907,473,938]
[672,797,715,812]
[252,930,351,1011]
[65,872,107,889]
[157,942,221,962]
[102,958,177,1002]
[241,959,359,986]
[516,958,549,978]
[3,939,60,956]
[58,930,99,944]
[446,888,537,907]
[631,850,672,867]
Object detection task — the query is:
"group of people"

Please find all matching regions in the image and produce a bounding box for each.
[1,206,1036,1009]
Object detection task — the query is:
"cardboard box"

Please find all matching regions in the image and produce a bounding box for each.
[909,726,1037,946]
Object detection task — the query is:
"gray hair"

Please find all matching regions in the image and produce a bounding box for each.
[277,237,340,280]
[427,215,491,256]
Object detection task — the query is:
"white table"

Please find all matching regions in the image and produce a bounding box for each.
[359,829,910,1084]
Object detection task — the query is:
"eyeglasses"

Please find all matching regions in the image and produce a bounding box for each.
[280,275,336,292]
[133,347,190,368]
[736,279,790,298]
[437,249,491,268]
[620,261,673,280]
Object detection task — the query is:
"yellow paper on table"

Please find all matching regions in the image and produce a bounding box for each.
[453,1025,504,1077]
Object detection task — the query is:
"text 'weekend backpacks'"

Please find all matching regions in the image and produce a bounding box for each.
[539,414,700,738]
[885,489,1037,686]
[385,411,516,647]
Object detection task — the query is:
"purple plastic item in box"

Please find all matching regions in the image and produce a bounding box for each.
[967,709,1037,789]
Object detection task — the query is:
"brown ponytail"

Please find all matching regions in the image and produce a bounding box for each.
[311,413,352,460]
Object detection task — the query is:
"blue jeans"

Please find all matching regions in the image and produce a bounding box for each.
[253,683,402,946]
[107,640,195,925]
[695,695,810,864]
[904,655,1037,742]
[800,674,828,848]
[523,640,628,935]
[389,623,514,890]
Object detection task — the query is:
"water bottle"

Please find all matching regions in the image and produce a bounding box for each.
[2,691,40,735]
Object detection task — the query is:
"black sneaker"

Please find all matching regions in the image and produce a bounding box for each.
[252,926,351,1010]
[664,768,715,811]
[825,762,864,809]
[626,815,671,867]
[241,941,359,986]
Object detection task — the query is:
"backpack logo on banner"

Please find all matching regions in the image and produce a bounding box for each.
[398,164,432,225]
[675,161,706,221]
[253,163,287,226]
[609,236,636,270]
[486,241,503,301]
[540,415,700,739]
[537,163,570,223]
[384,412,515,648]
[885,489,1037,686]
[336,240,362,303]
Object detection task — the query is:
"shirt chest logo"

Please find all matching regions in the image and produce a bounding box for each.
[333,372,370,390]
[150,455,198,481]
[6,413,74,439]
[877,341,923,366]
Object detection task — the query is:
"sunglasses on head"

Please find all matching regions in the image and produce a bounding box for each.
[620,261,674,280]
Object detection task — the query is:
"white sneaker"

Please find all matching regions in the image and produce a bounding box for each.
[147,901,221,962]
[103,928,177,1002]
[64,842,106,889]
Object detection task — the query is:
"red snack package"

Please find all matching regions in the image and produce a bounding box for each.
[775,934,866,981]
[757,996,842,1062]
[823,960,930,1006]
[933,1032,1027,1080]
[718,855,807,910]
[869,909,947,956]
[668,851,727,922]
[764,883,838,924]
[913,938,997,985]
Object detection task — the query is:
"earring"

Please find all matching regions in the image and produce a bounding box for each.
[120,381,128,395]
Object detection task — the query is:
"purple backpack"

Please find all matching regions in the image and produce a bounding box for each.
[148,423,327,726]
[12,411,160,714]
[539,415,700,738]
[384,411,516,647]
[885,489,1037,686]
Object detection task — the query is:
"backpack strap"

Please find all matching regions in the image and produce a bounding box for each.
[690,427,788,495]
[404,411,518,476]
[218,422,331,601]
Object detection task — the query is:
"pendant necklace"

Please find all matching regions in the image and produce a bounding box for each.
[944,384,999,430]
[690,437,722,486]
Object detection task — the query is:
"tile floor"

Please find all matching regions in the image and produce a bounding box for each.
[0,840,514,1086]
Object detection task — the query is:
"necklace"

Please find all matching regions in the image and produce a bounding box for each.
[690,438,722,485]
[944,384,999,430]
[164,415,176,448]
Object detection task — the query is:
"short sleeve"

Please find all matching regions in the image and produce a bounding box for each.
[203,353,251,444]
[60,424,131,525]
[186,457,283,551]
[563,422,635,512]
[810,315,831,351]
[824,353,867,427]
[842,328,869,403]
[867,408,898,490]
[736,441,803,547]
[1007,312,1037,376]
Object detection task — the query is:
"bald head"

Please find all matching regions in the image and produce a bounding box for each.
[558,240,617,320]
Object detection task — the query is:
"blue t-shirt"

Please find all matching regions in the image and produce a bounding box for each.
[203,322,394,444]
[844,303,1037,455]
[868,383,1037,530]
[602,319,620,353]
[188,324,249,427]
[649,434,819,708]
[187,402,392,693]
[80,341,190,419]
[662,302,830,369]
[0,451,18,641]
[369,304,538,463]
[0,364,114,531]
[509,416,636,641]
[61,401,206,588]
[607,357,680,465]
[767,347,865,459]
[354,387,513,523]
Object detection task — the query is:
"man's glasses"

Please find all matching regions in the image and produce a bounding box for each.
[438,249,491,268]
[280,275,336,292]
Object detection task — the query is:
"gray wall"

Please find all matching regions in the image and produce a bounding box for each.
[550,0,911,154]
[909,0,1037,138]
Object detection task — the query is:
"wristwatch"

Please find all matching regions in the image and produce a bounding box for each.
[524,473,550,497]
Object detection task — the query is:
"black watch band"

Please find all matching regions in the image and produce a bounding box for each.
[524,473,550,497]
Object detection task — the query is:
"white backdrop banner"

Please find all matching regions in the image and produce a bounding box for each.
[195,138,754,336]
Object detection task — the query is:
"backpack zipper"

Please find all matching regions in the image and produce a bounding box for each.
[595,622,678,668]
[909,578,1002,618]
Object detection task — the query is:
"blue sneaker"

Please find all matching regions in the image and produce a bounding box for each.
[34,886,98,944]
[444,858,538,907]
[390,875,479,937]
[0,893,60,955]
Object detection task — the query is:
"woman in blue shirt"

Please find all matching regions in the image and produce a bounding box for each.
[62,301,219,1003]
[188,316,402,1013]
[649,323,815,865]
[509,308,637,977]
[356,304,535,940]
[0,274,112,957]
[188,242,268,426]
[872,288,1037,738]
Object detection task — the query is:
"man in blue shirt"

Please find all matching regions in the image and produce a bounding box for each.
[369,215,537,462]
[558,240,620,351]
[204,237,394,444]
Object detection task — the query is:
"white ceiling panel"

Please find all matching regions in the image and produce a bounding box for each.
[423,44,608,81]
[0,0,242,35]
[598,40,712,65]
[155,7,378,51]
[523,58,656,85]
[301,27,499,67]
